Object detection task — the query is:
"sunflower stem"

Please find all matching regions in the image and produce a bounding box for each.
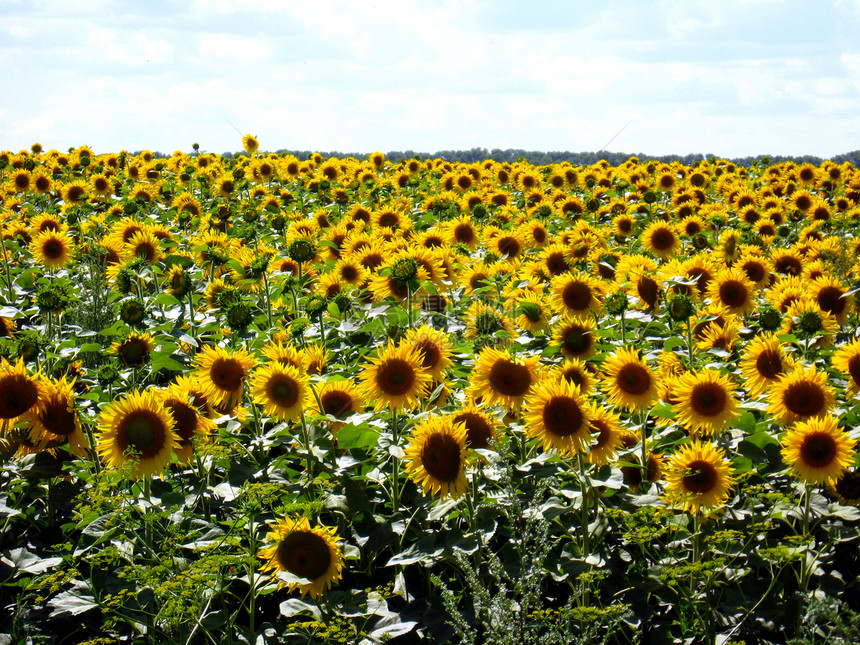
[299,411,315,497]
[620,309,626,345]
[639,410,649,492]
[391,407,401,513]
[263,270,273,332]
[686,319,695,368]
[0,235,16,304]
[577,452,592,557]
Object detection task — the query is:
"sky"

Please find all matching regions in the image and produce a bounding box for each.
[2,0,860,159]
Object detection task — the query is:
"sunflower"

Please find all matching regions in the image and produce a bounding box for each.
[358,341,430,411]
[96,389,178,478]
[452,404,499,451]
[193,345,257,410]
[250,362,309,423]
[781,416,856,484]
[242,133,260,155]
[641,221,680,259]
[158,382,216,462]
[258,515,344,598]
[601,347,659,412]
[831,336,860,396]
[261,340,305,372]
[401,325,454,381]
[24,376,86,456]
[0,359,41,422]
[123,229,163,264]
[470,347,540,409]
[312,379,365,431]
[829,469,860,506]
[463,301,513,339]
[810,275,852,325]
[549,271,605,317]
[767,366,834,425]
[663,440,736,513]
[404,415,469,499]
[523,377,593,456]
[585,402,625,465]
[672,370,739,436]
[511,289,551,333]
[29,230,74,268]
[553,357,596,395]
[300,342,329,376]
[707,268,756,316]
[111,332,155,369]
[551,314,597,360]
[739,333,792,398]
[780,297,837,348]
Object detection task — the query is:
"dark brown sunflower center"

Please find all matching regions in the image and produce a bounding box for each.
[546,252,569,276]
[210,358,245,392]
[563,367,586,388]
[756,350,784,380]
[719,280,748,308]
[497,236,520,258]
[277,531,332,580]
[321,390,353,419]
[683,460,718,494]
[848,354,860,386]
[563,326,591,356]
[800,432,837,468]
[454,412,493,450]
[269,374,300,407]
[376,358,416,396]
[691,382,727,416]
[817,286,846,316]
[454,224,474,244]
[40,398,76,436]
[0,374,39,419]
[488,360,532,397]
[119,339,150,367]
[834,471,860,501]
[686,267,711,295]
[542,396,584,437]
[742,261,766,284]
[420,432,462,482]
[562,281,592,311]
[775,255,802,275]
[42,239,64,260]
[340,265,358,282]
[591,419,609,448]
[637,276,659,307]
[415,341,440,370]
[378,213,398,228]
[118,410,166,458]
[784,381,826,417]
[650,228,675,250]
[166,401,198,441]
[616,363,651,396]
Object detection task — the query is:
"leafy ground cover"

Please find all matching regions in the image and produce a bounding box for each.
[0,139,859,644]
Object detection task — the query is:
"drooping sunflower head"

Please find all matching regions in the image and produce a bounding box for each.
[0,359,42,422]
[358,341,431,411]
[523,377,593,456]
[258,516,344,598]
[250,362,310,423]
[404,415,469,499]
[781,415,856,484]
[831,336,860,396]
[96,389,178,478]
[664,440,736,514]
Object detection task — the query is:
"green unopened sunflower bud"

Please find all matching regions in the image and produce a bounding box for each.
[605,291,629,315]
[667,294,694,321]
[758,306,781,331]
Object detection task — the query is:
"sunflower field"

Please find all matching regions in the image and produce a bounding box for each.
[1,140,860,645]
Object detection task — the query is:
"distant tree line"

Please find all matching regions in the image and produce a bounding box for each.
[148,147,860,168]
